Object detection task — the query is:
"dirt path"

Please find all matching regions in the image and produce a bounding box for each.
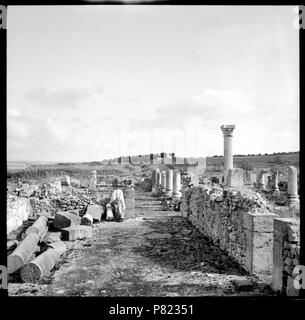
[8,192,273,296]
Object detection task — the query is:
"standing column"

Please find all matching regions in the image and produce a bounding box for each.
[166,169,173,197]
[172,170,181,199]
[288,166,299,208]
[156,171,162,187]
[258,172,267,190]
[273,170,280,194]
[220,125,236,185]
[89,170,97,188]
[161,171,166,193]
[151,168,159,192]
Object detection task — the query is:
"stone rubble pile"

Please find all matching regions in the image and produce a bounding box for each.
[7,174,133,284]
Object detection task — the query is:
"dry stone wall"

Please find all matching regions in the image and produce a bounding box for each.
[181,183,279,274]
[273,218,300,296]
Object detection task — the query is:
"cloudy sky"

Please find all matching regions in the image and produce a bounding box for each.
[7,5,299,162]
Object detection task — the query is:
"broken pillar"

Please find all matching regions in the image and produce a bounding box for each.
[258,171,267,190]
[288,166,299,209]
[86,204,104,222]
[151,168,159,192]
[273,170,280,194]
[161,171,166,193]
[220,125,236,185]
[41,232,62,244]
[53,211,81,230]
[156,171,162,187]
[20,241,66,283]
[227,168,244,188]
[7,233,40,274]
[89,170,97,188]
[172,170,182,199]
[25,216,48,241]
[166,169,173,197]
[105,203,114,221]
[124,185,135,218]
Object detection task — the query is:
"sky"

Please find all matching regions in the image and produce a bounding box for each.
[7,5,299,162]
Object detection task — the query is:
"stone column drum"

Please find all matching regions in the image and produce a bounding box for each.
[151,168,159,192]
[166,169,173,197]
[259,172,267,190]
[288,166,299,208]
[273,170,280,194]
[172,170,182,199]
[89,170,97,188]
[156,171,162,187]
[220,125,236,185]
[161,171,166,192]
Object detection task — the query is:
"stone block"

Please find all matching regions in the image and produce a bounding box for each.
[243,212,278,274]
[53,211,81,230]
[286,276,299,296]
[243,211,279,233]
[81,213,93,226]
[61,175,71,186]
[70,177,81,187]
[86,204,104,222]
[273,218,300,242]
[272,238,284,292]
[61,225,93,241]
[227,168,244,187]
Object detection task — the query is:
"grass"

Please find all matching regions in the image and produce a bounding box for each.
[7,153,299,183]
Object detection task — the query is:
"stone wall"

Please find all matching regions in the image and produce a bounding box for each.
[7,196,33,235]
[181,184,279,275]
[273,218,300,296]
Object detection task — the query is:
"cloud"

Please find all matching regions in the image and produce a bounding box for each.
[25,84,104,109]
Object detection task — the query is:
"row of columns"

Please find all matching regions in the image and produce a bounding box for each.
[152,168,181,198]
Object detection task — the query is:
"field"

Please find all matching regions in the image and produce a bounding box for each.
[7,153,299,183]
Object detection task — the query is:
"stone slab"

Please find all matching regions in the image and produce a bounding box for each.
[61,225,93,241]
[86,204,104,222]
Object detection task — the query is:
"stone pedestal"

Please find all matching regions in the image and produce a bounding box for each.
[243,211,279,274]
[288,166,299,209]
[220,125,235,185]
[172,170,182,199]
[165,169,173,197]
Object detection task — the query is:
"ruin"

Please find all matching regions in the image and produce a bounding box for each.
[6,124,300,297]
[220,125,235,185]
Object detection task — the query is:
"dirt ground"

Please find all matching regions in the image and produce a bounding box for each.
[8,192,274,296]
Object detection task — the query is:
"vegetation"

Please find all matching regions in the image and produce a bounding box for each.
[7,152,299,182]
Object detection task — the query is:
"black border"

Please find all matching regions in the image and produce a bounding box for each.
[1,1,304,317]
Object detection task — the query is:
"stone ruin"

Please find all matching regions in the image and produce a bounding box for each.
[7,172,135,283]
[149,124,300,296]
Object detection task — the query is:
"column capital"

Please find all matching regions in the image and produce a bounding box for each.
[221,125,236,137]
